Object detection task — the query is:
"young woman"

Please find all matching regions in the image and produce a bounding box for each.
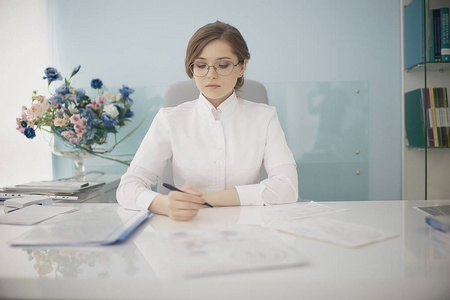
[116,21,298,221]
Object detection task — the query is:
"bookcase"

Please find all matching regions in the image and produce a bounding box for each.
[403,0,450,200]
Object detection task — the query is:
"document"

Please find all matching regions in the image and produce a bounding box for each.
[0,205,78,225]
[135,226,307,278]
[267,218,398,248]
[9,205,151,246]
[262,201,348,225]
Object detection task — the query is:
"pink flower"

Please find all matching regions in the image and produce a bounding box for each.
[61,130,75,138]
[69,114,81,124]
[27,102,48,119]
[87,100,101,111]
[96,95,105,105]
[79,117,87,127]
[75,128,86,138]
[53,118,66,127]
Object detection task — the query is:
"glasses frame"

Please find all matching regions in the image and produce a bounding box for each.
[189,61,242,77]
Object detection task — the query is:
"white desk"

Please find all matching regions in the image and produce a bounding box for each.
[0,200,449,300]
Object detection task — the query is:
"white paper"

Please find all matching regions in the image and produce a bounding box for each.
[268,218,398,248]
[141,226,307,278]
[0,205,78,225]
[262,201,348,225]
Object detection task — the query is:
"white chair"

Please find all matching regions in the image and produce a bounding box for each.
[157,79,269,194]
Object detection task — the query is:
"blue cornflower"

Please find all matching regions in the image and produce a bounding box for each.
[76,89,85,98]
[90,78,103,89]
[24,127,36,139]
[124,109,134,118]
[52,95,64,106]
[119,85,135,104]
[55,83,70,95]
[101,113,117,127]
[20,120,27,128]
[43,67,62,83]
[71,65,81,77]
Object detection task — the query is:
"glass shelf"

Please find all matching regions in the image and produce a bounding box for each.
[406,62,450,72]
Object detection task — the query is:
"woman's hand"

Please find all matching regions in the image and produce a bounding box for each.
[150,184,206,221]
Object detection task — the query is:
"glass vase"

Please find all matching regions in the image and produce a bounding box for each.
[51,135,94,180]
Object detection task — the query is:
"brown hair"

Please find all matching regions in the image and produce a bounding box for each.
[185,21,250,90]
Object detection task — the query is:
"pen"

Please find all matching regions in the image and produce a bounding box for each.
[162,183,213,208]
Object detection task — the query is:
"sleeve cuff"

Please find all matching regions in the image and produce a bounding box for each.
[135,189,159,211]
[235,184,264,206]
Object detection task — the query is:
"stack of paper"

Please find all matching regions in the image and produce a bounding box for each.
[3,181,105,194]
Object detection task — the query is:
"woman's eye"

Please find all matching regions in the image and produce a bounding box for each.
[218,63,231,69]
[195,63,207,69]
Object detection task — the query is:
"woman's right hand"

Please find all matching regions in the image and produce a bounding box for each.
[149,185,206,221]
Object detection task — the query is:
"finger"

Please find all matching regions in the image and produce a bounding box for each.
[180,184,202,196]
[169,199,204,210]
[168,191,205,205]
[170,208,199,221]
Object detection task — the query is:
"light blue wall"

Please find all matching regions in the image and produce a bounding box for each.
[48,0,402,200]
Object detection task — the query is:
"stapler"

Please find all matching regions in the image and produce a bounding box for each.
[4,195,53,213]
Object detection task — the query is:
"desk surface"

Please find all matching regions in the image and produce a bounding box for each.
[0,200,449,300]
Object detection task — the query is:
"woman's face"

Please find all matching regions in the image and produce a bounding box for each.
[192,39,246,107]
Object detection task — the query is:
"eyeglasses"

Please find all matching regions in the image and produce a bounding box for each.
[189,61,241,77]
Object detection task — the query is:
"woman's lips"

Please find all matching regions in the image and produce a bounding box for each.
[206,84,220,89]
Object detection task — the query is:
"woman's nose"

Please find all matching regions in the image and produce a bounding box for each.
[206,66,218,78]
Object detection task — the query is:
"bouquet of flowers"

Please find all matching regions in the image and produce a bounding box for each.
[16,65,138,166]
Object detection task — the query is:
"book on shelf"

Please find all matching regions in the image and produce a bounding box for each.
[441,7,450,62]
[405,87,449,148]
[433,9,442,62]
[404,0,425,69]
[428,7,450,63]
[404,0,450,68]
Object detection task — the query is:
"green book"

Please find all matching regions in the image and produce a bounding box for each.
[405,89,428,147]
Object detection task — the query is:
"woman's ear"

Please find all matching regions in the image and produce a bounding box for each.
[239,59,248,77]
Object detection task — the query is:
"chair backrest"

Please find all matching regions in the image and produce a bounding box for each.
[163,79,268,107]
[157,79,269,193]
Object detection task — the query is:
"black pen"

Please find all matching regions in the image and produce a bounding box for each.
[163,183,213,208]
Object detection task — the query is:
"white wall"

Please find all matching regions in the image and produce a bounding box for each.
[0,0,52,186]
[0,0,402,201]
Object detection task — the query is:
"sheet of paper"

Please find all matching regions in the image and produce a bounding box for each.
[262,201,348,225]
[0,205,78,225]
[137,226,307,278]
[9,206,151,246]
[268,218,398,248]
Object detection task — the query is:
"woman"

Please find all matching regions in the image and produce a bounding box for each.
[117,21,298,221]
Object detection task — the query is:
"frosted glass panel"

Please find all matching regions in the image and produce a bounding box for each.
[54,81,369,201]
[265,81,369,201]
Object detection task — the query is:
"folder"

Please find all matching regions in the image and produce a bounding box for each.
[9,205,152,246]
